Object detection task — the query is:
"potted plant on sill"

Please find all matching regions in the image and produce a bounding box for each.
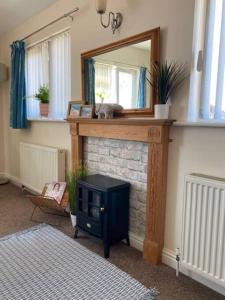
[34,85,49,117]
[148,61,187,119]
[66,164,87,227]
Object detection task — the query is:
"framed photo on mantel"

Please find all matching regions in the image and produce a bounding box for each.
[67,101,83,120]
[80,105,94,118]
[67,101,94,120]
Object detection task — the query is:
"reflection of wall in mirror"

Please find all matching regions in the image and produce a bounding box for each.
[94,41,151,109]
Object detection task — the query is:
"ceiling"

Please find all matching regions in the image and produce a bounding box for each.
[0,0,58,37]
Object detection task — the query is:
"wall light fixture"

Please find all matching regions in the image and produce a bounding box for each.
[96,0,123,34]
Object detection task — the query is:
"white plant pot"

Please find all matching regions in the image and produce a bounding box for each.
[70,213,77,228]
[154,104,170,119]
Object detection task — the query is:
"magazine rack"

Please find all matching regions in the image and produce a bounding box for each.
[28,184,69,223]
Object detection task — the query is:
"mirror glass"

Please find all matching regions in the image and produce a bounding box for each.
[87,40,151,110]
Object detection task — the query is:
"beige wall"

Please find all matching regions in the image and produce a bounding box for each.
[166,126,225,252]
[3,0,223,258]
[0,0,194,171]
[0,82,5,172]
[0,43,4,171]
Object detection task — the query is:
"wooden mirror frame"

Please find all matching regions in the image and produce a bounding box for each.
[81,27,160,117]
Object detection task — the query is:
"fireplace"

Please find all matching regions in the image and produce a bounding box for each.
[68,118,173,264]
[84,137,148,239]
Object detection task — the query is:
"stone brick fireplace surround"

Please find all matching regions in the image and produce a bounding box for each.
[68,118,173,265]
[84,137,148,239]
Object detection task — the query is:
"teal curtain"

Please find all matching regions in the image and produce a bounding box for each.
[137,67,147,108]
[84,58,95,105]
[10,41,27,129]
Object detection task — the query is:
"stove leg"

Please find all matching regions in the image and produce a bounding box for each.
[104,241,110,258]
[126,235,130,246]
[74,226,79,239]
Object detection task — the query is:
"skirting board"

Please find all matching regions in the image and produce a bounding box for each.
[3,173,21,188]
[162,248,225,296]
[2,173,38,194]
[1,174,224,296]
[128,233,224,296]
[128,232,144,252]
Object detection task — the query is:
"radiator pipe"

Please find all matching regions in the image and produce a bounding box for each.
[176,248,180,277]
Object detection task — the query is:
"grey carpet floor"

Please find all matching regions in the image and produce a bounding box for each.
[0,183,224,300]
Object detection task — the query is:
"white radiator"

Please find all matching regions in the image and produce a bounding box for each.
[20,142,66,193]
[182,174,225,287]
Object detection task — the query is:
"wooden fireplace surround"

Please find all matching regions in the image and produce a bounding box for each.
[68,118,173,265]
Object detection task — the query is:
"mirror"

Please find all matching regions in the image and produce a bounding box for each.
[81,28,160,117]
[93,40,151,109]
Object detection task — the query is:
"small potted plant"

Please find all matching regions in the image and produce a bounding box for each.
[148,61,187,119]
[66,164,87,227]
[96,89,107,104]
[34,85,49,117]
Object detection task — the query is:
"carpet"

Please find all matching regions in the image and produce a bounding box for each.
[0,224,158,300]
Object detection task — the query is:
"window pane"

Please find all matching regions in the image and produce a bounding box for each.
[118,71,133,109]
[49,31,71,119]
[200,0,224,120]
[25,42,49,118]
[95,62,115,103]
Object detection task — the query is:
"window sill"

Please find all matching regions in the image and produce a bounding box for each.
[27,118,67,123]
[174,121,225,128]
[27,118,225,128]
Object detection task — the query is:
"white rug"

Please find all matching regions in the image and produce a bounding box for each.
[0,224,158,300]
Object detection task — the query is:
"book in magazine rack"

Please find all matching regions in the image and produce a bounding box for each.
[28,184,69,223]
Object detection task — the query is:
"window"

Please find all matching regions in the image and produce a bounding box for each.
[188,0,225,121]
[26,31,71,119]
[95,62,138,109]
[118,69,137,108]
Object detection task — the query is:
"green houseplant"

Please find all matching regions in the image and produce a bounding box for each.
[66,164,87,227]
[34,85,49,117]
[96,89,107,104]
[148,61,187,119]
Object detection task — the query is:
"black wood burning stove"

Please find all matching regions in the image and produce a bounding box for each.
[74,174,130,258]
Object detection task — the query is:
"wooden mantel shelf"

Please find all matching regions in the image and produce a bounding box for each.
[67,118,174,144]
[67,118,173,126]
[68,118,174,265]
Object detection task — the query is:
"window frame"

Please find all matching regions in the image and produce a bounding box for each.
[188,0,225,124]
[94,61,139,108]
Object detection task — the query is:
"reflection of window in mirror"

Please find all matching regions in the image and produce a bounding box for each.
[92,40,151,110]
[95,62,138,109]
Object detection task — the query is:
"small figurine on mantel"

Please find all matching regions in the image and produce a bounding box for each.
[95,103,123,119]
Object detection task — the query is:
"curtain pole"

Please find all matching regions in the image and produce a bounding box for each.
[22,8,79,41]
